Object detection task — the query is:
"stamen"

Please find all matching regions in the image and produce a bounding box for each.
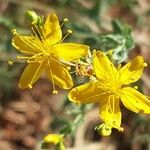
[66,66,71,70]
[67,29,72,34]
[17,52,46,64]
[144,62,148,67]
[60,18,69,28]
[59,59,76,66]
[92,49,97,54]
[28,61,43,88]
[27,60,30,63]
[134,86,138,89]
[119,127,124,132]
[63,18,68,22]
[32,24,44,42]
[52,90,58,94]
[146,95,150,99]
[70,71,77,74]
[31,27,39,39]
[58,29,72,43]
[48,59,57,94]
[13,33,43,53]
[89,76,96,81]
[55,18,69,34]
[28,84,33,89]
[107,50,113,56]
[17,55,30,59]
[12,29,17,35]
[8,60,13,65]
[117,64,122,69]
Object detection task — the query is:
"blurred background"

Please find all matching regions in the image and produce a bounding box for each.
[0,0,150,150]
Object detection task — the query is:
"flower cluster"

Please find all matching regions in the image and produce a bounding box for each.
[11,11,150,140]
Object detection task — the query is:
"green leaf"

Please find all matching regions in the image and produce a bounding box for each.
[98,20,134,63]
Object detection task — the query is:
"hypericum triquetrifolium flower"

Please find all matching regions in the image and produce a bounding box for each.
[11,13,89,94]
[68,50,150,135]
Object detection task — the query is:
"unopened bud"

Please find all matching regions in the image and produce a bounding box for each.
[26,11,43,26]
[95,123,112,136]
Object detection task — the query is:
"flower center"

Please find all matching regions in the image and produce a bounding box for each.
[101,79,121,95]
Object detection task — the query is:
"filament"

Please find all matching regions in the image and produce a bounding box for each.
[55,18,69,33]
[47,59,58,94]
[58,29,72,44]
[27,61,43,89]
[31,23,44,42]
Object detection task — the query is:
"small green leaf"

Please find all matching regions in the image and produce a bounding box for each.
[98,20,134,63]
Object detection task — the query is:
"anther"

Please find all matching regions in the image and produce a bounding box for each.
[31,21,36,25]
[119,127,124,132]
[8,60,13,65]
[16,55,20,59]
[12,29,17,35]
[67,66,71,70]
[108,50,113,55]
[52,90,58,94]
[28,84,33,89]
[92,49,97,54]
[143,62,148,67]
[63,18,68,22]
[134,86,138,89]
[67,30,72,34]
[27,60,30,63]
[58,30,72,43]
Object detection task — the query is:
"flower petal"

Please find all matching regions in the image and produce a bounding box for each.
[43,13,62,45]
[93,51,117,81]
[118,56,145,85]
[19,61,46,89]
[68,81,107,104]
[52,43,89,61]
[99,95,122,130]
[120,87,150,114]
[12,35,43,54]
[46,59,73,89]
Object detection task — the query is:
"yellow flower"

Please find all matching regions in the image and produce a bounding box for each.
[44,133,62,145]
[43,133,65,150]
[68,51,150,133]
[12,13,89,92]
